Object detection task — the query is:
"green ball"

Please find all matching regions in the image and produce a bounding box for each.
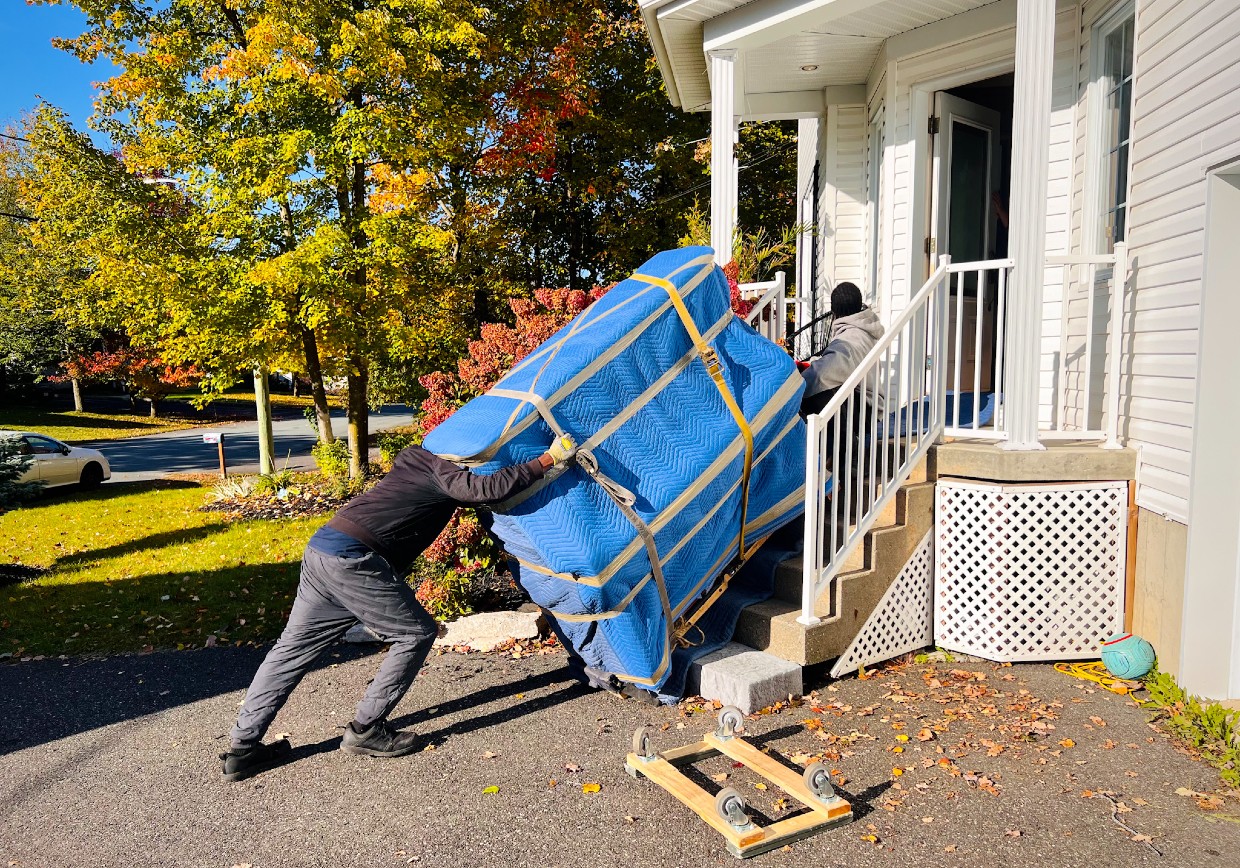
[1100,633,1155,679]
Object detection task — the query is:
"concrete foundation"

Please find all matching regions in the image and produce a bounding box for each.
[686,642,803,714]
[929,441,1137,482]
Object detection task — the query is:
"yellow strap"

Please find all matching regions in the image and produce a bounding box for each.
[630,272,755,560]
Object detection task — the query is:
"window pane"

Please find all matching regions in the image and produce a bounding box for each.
[949,121,990,268]
[28,436,58,455]
[1105,29,1124,82]
[1096,10,1135,252]
[1122,19,1134,78]
[1118,79,1132,145]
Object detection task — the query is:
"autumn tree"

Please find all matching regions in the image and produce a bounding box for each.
[49,0,485,476]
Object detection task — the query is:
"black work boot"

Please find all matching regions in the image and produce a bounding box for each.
[340,719,419,758]
[220,738,292,782]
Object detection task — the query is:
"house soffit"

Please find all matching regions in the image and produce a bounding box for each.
[643,0,1005,113]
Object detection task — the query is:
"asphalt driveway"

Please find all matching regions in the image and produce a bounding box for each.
[2,646,1236,868]
[87,408,415,482]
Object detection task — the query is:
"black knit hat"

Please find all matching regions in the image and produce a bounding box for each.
[830,282,864,319]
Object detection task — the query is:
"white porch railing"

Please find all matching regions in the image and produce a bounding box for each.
[740,271,788,345]
[1043,243,1127,449]
[798,256,954,626]
[797,247,1130,625]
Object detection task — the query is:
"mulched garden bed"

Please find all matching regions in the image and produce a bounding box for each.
[201,486,352,520]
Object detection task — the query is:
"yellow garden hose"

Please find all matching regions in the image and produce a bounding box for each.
[1053,661,1142,695]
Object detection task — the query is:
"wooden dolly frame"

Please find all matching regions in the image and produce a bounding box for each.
[625,726,853,858]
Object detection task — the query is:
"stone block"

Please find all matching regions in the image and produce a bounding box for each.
[433,610,542,652]
[687,642,802,714]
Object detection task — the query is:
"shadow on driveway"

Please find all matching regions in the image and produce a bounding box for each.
[0,643,382,756]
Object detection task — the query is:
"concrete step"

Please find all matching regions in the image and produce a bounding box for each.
[772,482,923,604]
[735,481,936,666]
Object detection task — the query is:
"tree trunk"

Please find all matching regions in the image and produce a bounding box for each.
[346,364,368,479]
[148,399,157,418]
[70,377,83,412]
[299,326,335,444]
[254,365,276,475]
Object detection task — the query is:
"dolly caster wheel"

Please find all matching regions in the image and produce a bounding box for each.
[716,705,744,738]
[632,725,655,760]
[715,787,750,828]
[803,761,835,799]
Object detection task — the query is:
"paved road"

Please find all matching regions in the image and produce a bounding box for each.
[88,408,415,482]
[1,649,1235,868]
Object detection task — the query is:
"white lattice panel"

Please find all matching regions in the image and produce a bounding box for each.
[830,531,934,678]
[934,479,1128,662]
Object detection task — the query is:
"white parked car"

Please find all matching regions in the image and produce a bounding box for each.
[2,432,111,489]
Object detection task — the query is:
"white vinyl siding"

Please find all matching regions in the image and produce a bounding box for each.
[1073,0,1240,520]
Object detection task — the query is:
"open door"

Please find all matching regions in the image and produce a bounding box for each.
[931,92,1002,391]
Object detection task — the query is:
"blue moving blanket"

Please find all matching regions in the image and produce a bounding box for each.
[422,247,806,691]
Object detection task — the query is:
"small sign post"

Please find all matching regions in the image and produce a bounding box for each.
[202,432,226,478]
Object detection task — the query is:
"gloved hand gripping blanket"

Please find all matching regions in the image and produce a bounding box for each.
[422,247,806,690]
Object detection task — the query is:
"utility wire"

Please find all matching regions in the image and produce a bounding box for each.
[647,144,794,207]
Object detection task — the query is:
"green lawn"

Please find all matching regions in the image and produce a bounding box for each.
[0,481,324,658]
[0,406,205,443]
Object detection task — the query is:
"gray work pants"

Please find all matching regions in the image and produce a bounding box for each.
[230,545,437,748]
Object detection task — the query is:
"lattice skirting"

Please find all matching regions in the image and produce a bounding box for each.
[830,531,934,678]
[933,479,1128,662]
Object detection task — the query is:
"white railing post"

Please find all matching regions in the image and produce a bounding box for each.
[799,411,823,626]
[709,49,738,268]
[1103,242,1127,449]
[1003,0,1056,451]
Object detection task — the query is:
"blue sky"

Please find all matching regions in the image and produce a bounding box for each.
[1,2,117,141]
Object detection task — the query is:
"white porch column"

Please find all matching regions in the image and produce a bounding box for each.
[1002,0,1055,450]
[709,49,739,266]
[794,116,821,355]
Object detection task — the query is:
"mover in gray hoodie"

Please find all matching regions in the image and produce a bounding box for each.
[801,282,885,417]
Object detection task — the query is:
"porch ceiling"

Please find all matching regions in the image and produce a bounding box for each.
[640,0,1002,113]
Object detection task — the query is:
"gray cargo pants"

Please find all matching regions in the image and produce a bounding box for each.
[230,545,437,748]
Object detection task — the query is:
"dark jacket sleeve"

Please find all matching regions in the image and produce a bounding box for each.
[427,452,546,506]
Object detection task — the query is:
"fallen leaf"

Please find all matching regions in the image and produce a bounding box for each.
[482,785,499,795]
[1090,716,1107,727]
[1004,829,1022,838]
[922,816,934,824]
[754,782,768,791]
[565,763,582,773]
[1132,834,1153,844]
[624,816,637,823]
[860,834,880,844]
[892,767,904,777]
[944,844,957,853]
[1058,738,1076,749]
[483,751,499,759]
[582,782,602,794]
[891,746,905,754]
[916,728,936,741]
[1133,797,1149,806]
[711,772,729,783]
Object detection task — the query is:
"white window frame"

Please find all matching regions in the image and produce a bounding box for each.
[865,101,885,308]
[1085,0,1136,255]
